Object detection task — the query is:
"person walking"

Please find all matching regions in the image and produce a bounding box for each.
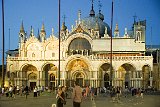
[72,81,82,107]
[57,86,66,107]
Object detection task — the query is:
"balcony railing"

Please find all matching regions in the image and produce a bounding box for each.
[7,55,153,62]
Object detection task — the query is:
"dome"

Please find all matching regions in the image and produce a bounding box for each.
[81,15,110,37]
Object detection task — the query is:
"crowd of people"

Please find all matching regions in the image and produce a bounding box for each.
[55,84,147,107]
[0,85,48,99]
[0,83,157,107]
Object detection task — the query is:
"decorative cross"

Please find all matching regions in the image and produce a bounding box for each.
[62,14,66,23]
[133,13,137,23]
[98,0,102,13]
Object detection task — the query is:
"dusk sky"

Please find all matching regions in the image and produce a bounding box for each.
[0,0,160,63]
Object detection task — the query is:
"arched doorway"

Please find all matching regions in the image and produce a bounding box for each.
[75,72,84,87]
[22,64,37,87]
[28,72,37,90]
[142,65,150,88]
[118,63,136,88]
[99,63,112,87]
[104,73,110,88]
[49,73,56,90]
[66,59,89,87]
[42,64,57,87]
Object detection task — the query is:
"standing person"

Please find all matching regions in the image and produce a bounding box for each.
[33,86,37,97]
[16,85,20,95]
[140,88,144,99]
[20,86,23,96]
[91,87,94,100]
[12,86,16,98]
[57,86,66,107]
[72,81,82,107]
[24,86,29,99]
[2,87,4,96]
[9,85,13,98]
[85,86,90,97]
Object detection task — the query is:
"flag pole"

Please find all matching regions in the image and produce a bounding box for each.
[110,0,113,86]
[1,0,5,88]
[58,0,61,86]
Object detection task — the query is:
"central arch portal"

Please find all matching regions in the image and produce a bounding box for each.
[66,58,89,87]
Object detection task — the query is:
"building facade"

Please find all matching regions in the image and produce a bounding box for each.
[6,6,154,90]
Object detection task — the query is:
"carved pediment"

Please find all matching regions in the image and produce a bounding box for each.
[75,25,84,33]
[27,36,39,42]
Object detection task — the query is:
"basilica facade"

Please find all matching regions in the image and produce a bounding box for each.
[6,6,153,90]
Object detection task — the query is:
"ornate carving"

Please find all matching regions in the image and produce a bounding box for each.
[75,25,84,33]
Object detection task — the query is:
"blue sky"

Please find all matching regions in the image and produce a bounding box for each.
[0,0,160,62]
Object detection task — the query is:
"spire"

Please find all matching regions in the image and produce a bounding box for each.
[98,0,102,13]
[62,14,66,24]
[61,22,67,31]
[114,23,119,37]
[90,0,95,17]
[40,23,46,36]
[30,26,34,37]
[97,0,104,21]
[41,23,45,32]
[61,15,67,31]
[52,28,54,36]
[19,21,26,43]
[115,23,119,32]
[20,21,25,33]
[133,13,137,24]
[78,10,81,24]
[37,28,40,40]
[125,28,128,35]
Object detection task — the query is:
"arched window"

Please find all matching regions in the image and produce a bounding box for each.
[136,32,141,41]
[68,38,91,55]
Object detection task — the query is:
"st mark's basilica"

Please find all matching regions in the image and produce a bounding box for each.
[6,2,154,90]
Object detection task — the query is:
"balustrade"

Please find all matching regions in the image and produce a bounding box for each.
[7,54,152,62]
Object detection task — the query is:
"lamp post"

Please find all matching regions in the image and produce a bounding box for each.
[1,0,5,88]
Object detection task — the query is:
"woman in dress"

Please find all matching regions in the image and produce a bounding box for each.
[57,86,66,107]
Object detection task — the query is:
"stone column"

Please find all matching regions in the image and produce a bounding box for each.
[131,80,133,87]
[150,70,153,87]
[120,72,122,78]
[115,71,117,78]
[38,71,41,86]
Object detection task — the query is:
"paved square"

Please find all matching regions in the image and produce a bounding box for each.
[0,92,160,107]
